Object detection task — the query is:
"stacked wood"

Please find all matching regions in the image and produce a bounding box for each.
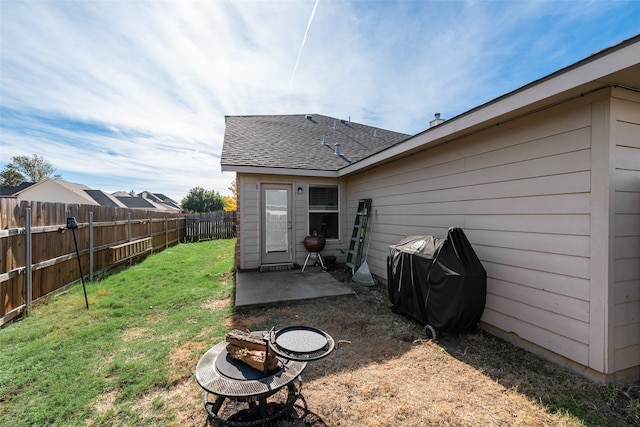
[225,329,278,371]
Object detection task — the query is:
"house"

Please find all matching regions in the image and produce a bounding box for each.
[12,179,107,205]
[6,179,181,212]
[221,35,640,383]
[138,191,182,211]
[221,114,409,267]
[112,190,182,211]
[0,182,36,197]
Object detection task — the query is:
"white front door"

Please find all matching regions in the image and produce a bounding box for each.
[261,184,292,265]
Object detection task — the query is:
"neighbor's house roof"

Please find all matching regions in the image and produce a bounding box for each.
[84,189,127,207]
[115,195,156,209]
[1,180,124,206]
[221,35,640,177]
[114,191,182,211]
[139,191,182,210]
[14,179,130,208]
[0,182,35,196]
[5,179,181,211]
[13,179,99,205]
[221,114,410,176]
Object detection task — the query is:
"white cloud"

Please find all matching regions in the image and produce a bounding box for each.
[1,0,639,201]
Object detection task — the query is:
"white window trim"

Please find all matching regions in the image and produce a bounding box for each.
[307,184,340,240]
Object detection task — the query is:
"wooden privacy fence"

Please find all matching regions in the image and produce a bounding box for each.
[184,211,236,242]
[1,199,237,326]
[0,199,189,326]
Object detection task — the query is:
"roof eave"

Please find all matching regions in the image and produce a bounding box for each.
[222,164,339,178]
[339,34,640,177]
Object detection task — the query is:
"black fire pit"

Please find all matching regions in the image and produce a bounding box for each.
[195,327,334,426]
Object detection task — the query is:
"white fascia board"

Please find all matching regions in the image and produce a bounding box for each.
[222,165,339,178]
[340,37,640,177]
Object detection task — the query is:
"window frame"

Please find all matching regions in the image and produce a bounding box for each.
[307,184,340,240]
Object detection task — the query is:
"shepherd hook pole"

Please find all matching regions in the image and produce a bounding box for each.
[71,228,89,309]
[68,217,89,309]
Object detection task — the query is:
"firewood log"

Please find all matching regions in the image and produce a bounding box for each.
[226,344,278,371]
[225,329,268,352]
[225,329,278,371]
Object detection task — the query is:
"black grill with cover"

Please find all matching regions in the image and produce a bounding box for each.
[387,228,487,336]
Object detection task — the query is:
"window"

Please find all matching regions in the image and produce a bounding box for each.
[308,184,339,239]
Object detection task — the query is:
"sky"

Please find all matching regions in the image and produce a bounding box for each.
[1,1,639,202]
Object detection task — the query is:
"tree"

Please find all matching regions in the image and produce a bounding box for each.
[223,195,236,211]
[181,187,225,213]
[223,179,237,211]
[0,168,24,186]
[0,154,61,185]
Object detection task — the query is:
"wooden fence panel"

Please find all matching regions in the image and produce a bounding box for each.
[0,199,235,325]
[184,211,236,242]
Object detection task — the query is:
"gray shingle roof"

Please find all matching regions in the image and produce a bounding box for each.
[221,114,410,171]
[0,182,35,196]
[85,190,122,207]
[153,193,180,208]
[116,196,155,208]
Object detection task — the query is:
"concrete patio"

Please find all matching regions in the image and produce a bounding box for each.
[234,268,355,307]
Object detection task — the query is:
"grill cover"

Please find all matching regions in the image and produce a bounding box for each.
[387,228,486,332]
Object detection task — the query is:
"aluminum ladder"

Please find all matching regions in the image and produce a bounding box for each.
[345,199,372,272]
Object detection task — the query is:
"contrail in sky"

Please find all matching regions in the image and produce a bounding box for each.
[289,0,319,92]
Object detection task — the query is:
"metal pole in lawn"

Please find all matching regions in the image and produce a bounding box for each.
[67,217,89,309]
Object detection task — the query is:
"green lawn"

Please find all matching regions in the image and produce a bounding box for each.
[0,239,236,426]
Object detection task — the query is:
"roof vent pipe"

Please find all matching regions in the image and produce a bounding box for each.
[334,142,341,156]
[321,134,329,146]
[430,113,446,128]
[333,119,338,130]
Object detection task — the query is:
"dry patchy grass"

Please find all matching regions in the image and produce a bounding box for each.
[160,270,638,427]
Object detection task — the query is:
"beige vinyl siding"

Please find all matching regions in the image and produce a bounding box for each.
[612,94,640,373]
[293,183,308,261]
[239,175,260,269]
[237,173,346,269]
[347,96,597,365]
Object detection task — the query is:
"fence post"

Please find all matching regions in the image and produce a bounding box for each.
[89,211,94,281]
[127,212,132,243]
[25,208,32,317]
[127,212,132,266]
[165,217,168,248]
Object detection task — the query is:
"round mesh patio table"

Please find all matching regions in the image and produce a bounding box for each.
[195,332,307,426]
